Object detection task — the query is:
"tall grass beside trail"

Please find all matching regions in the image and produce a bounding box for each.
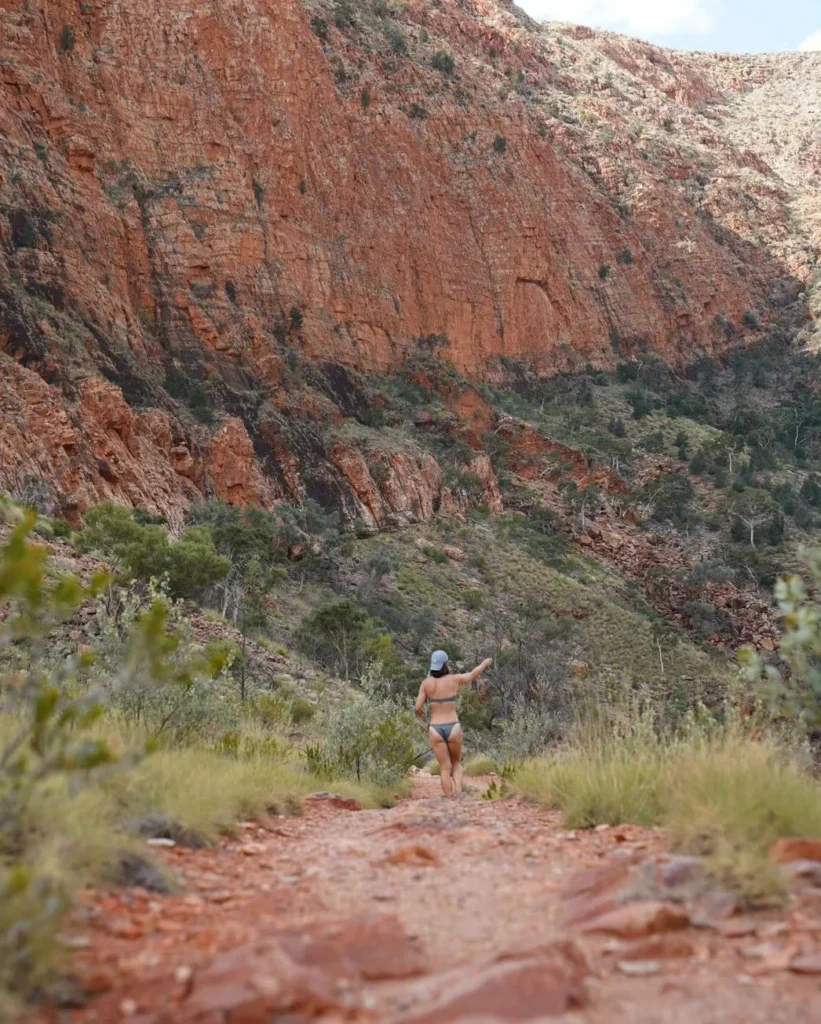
[514,713,821,905]
[0,712,400,1014]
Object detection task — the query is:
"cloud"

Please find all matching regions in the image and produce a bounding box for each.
[516,0,715,38]
[798,30,821,52]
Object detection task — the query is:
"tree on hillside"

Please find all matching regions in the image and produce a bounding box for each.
[234,556,284,702]
[641,473,696,528]
[475,589,575,719]
[558,481,602,532]
[297,598,376,682]
[725,489,781,548]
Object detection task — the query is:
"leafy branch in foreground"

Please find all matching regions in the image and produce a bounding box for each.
[739,548,821,728]
[0,513,224,1003]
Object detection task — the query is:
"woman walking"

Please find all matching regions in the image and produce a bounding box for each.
[415,650,493,798]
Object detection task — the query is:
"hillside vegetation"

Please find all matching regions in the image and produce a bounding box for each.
[3,328,821,1008]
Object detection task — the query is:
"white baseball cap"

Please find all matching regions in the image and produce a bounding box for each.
[430,650,449,671]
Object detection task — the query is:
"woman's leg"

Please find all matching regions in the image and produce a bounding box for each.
[448,725,464,796]
[429,727,453,797]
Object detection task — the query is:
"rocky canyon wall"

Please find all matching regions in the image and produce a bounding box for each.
[0,0,818,520]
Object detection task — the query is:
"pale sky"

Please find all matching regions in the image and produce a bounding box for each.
[517,0,821,54]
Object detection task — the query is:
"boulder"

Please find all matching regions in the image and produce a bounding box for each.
[771,838,821,864]
[790,953,821,975]
[304,792,363,812]
[581,901,689,938]
[393,944,588,1023]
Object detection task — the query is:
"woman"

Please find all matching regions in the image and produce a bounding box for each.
[415,650,493,798]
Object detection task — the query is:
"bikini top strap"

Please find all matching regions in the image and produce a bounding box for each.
[428,695,458,703]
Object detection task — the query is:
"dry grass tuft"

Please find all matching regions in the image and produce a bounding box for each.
[515,716,821,904]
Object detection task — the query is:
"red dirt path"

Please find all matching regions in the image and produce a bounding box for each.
[35,777,821,1023]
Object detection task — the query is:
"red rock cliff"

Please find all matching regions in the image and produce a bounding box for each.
[0,0,818,518]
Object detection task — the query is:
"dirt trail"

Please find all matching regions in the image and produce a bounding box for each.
[41,777,821,1023]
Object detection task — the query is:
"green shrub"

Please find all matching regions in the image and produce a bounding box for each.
[488,695,563,771]
[616,361,639,381]
[431,51,455,75]
[626,389,660,420]
[641,474,695,527]
[78,504,230,599]
[333,0,356,28]
[422,544,450,564]
[51,518,72,539]
[247,693,293,731]
[740,548,821,727]
[189,498,338,571]
[387,28,407,55]
[59,25,75,52]
[297,598,375,680]
[464,755,497,776]
[683,600,731,639]
[312,692,416,786]
[310,16,329,40]
[290,698,316,726]
[722,489,781,548]
[0,516,223,1005]
[640,430,664,453]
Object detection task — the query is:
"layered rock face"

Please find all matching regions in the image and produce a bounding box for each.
[0,0,818,519]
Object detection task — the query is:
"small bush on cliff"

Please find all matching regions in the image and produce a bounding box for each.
[189,498,338,571]
[640,473,696,528]
[78,504,230,599]
[333,0,356,28]
[493,135,507,154]
[59,26,75,53]
[310,16,329,41]
[431,51,455,76]
[387,27,407,56]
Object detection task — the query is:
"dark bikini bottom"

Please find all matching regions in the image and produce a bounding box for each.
[431,722,459,742]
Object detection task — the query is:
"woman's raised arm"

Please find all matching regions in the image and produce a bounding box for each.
[456,657,493,688]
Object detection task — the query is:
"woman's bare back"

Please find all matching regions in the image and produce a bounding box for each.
[422,674,462,724]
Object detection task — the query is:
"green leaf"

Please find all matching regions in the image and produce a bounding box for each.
[34,687,59,724]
